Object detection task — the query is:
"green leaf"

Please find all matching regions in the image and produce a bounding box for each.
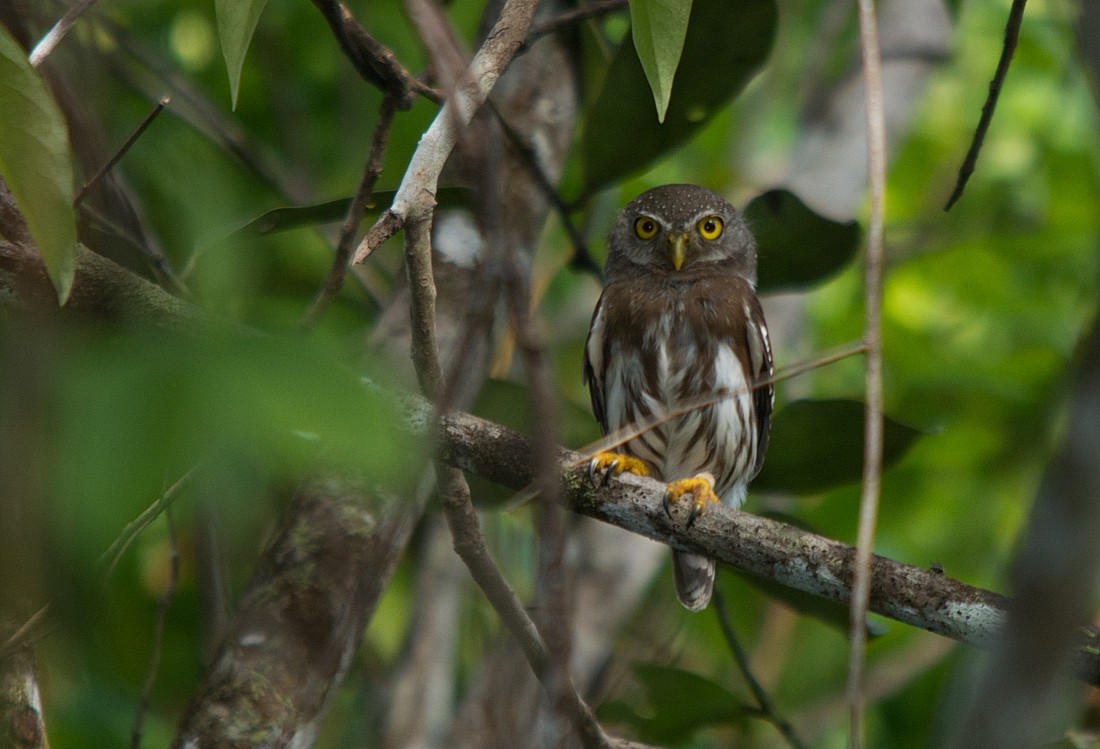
[598,663,745,743]
[746,189,862,292]
[752,399,923,495]
[0,26,77,304]
[215,0,269,110]
[629,0,692,123]
[50,330,420,554]
[230,187,470,238]
[583,0,776,189]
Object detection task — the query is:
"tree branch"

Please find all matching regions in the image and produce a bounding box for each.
[352,0,542,264]
[173,475,423,747]
[851,0,888,745]
[396,399,1100,688]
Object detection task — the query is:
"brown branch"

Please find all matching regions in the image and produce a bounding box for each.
[75,96,170,207]
[525,0,628,46]
[173,476,424,747]
[947,299,1100,746]
[943,0,1028,210]
[310,0,441,107]
[0,613,50,749]
[352,0,543,265]
[303,94,398,327]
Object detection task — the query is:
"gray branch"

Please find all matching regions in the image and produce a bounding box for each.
[420,401,1100,688]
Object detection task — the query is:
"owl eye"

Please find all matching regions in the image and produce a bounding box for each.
[634,216,659,240]
[698,216,724,240]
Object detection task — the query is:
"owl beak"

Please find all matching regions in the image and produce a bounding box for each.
[668,233,689,270]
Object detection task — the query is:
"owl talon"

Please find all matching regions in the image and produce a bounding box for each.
[664,474,720,527]
[588,451,652,487]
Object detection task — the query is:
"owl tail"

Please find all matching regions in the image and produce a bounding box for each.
[672,550,716,611]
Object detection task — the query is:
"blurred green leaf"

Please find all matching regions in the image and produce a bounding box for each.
[215,0,269,109]
[50,331,418,555]
[748,189,861,292]
[598,663,745,743]
[0,26,76,304]
[753,399,922,495]
[629,0,692,123]
[583,0,776,188]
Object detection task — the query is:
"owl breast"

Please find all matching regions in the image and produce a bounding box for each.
[597,291,760,508]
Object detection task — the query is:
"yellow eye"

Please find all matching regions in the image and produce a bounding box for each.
[698,216,724,240]
[634,216,659,240]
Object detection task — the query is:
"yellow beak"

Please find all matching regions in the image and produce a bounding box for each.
[668,233,688,270]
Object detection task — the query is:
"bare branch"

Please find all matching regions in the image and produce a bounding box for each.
[28,0,98,66]
[850,0,888,744]
[303,94,398,327]
[713,590,805,749]
[75,97,170,207]
[173,476,424,747]
[0,613,50,748]
[352,0,542,264]
[310,0,441,106]
[388,400,1100,688]
[943,0,1027,209]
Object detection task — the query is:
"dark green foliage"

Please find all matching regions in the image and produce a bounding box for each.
[747,189,862,292]
[753,399,922,495]
[598,663,747,744]
[582,0,777,189]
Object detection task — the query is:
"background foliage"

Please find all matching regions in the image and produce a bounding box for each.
[1,0,1098,746]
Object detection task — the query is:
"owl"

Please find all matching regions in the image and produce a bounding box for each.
[583,184,774,611]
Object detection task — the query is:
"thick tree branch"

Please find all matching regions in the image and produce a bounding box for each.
[173,476,423,747]
[411,402,1100,688]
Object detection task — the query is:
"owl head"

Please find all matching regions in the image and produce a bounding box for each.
[605,184,757,283]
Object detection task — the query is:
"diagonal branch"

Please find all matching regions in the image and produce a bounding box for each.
[352,0,542,265]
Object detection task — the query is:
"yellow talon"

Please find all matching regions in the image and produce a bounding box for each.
[588,452,652,487]
[663,474,720,527]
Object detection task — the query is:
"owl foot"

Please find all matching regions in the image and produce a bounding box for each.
[588,452,652,487]
[663,473,719,527]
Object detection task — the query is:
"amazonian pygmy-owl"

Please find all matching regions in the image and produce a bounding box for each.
[583,184,774,611]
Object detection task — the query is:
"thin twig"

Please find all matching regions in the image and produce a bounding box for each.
[29,0,99,66]
[575,340,868,467]
[74,97,170,207]
[131,506,179,749]
[943,0,1028,210]
[310,0,441,106]
[525,0,628,46]
[100,463,198,578]
[0,604,50,659]
[850,1,888,747]
[303,95,398,327]
[488,100,603,280]
[713,590,805,749]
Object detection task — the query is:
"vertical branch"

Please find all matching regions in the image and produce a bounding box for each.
[401,157,610,749]
[849,0,887,747]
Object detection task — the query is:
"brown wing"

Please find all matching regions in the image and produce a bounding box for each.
[745,291,774,476]
[582,293,609,432]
